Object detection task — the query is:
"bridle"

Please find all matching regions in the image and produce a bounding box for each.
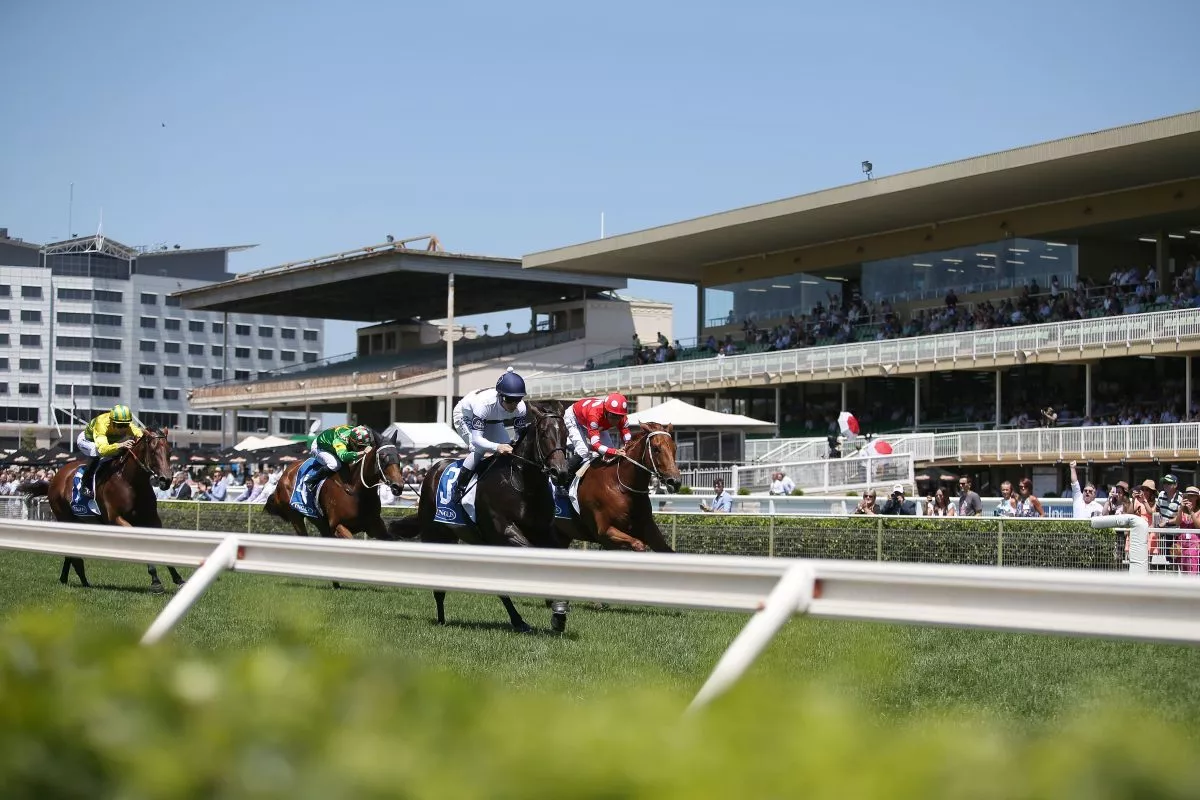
[613,429,675,495]
[507,410,569,484]
[119,429,171,485]
[355,443,402,490]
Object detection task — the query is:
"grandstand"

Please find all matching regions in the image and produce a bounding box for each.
[519,110,1200,492]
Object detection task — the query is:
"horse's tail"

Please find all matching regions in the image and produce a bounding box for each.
[17,479,49,499]
[386,514,422,541]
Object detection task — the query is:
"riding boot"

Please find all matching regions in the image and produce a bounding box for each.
[79,457,101,498]
[565,453,584,478]
[453,466,475,502]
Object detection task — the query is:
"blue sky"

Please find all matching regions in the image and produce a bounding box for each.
[3,0,1198,355]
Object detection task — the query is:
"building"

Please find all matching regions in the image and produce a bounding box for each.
[0,230,323,449]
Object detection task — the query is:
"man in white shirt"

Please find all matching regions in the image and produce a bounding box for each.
[1068,461,1105,518]
[768,471,796,496]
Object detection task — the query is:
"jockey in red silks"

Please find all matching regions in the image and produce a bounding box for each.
[563,392,632,479]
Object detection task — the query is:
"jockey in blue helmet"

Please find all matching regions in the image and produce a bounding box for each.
[450,367,530,502]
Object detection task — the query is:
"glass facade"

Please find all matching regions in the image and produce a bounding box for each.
[703,237,1078,328]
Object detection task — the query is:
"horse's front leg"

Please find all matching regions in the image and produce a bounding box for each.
[146,564,165,595]
[499,522,533,548]
[599,523,648,551]
[635,518,674,553]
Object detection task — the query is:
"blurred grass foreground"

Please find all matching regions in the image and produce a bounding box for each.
[2,608,1199,799]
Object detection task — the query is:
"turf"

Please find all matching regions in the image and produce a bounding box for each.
[1,549,1198,733]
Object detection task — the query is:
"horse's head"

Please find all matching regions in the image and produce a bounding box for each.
[135,427,173,490]
[370,433,406,496]
[529,400,571,485]
[637,422,682,492]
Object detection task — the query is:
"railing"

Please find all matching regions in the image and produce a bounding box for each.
[525,308,1200,399]
[732,454,914,494]
[0,517,1196,713]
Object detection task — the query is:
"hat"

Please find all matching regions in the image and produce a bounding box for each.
[1140,479,1157,493]
[1186,486,1200,495]
[1163,473,1178,485]
[1115,481,1130,492]
[891,483,904,494]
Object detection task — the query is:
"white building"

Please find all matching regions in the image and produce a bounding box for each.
[0,230,324,449]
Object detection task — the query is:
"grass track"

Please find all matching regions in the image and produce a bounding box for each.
[2,549,1198,732]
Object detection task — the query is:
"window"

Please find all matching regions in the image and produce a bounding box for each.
[19,334,40,347]
[93,313,122,326]
[0,334,8,345]
[0,406,37,423]
[186,414,223,431]
[94,290,122,303]
[212,321,224,334]
[92,385,120,398]
[140,340,156,353]
[92,362,121,374]
[55,384,89,397]
[235,324,250,336]
[303,352,319,363]
[57,287,92,301]
[187,366,203,379]
[140,316,157,329]
[140,411,178,428]
[279,418,310,435]
[257,371,272,379]
[20,310,41,323]
[0,383,7,394]
[18,383,39,395]
[303,329,319,341]
[57,311,91,325]
[92,338,121,351]
[281,327,296,340]
[55,336,90,348]
[21,285,42,299]
[139,364,156,377]
[164,342,180,354]
[19,358,40,371]
[211,345,223,357]
[258,326,273,338]
[164,318,180,330]
[188,343,204,356]
[280,350,296,362]
[234,347,250,359]
[0,358,8,370]
[140,292,157,305]
[164,295,180,307]
[162,389,180,401]
[188,320,205,333]
[0,285,9,297]
[257,349,273,360]
[56,360,90,373]
[234,369,250,381]
[138,387,155,400]
[164,365,180,377]
[210,368,224,380]
[0,310,9,322]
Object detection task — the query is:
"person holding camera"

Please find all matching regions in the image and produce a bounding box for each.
[880,484,917,515]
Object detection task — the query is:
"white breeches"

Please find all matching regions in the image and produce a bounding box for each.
[461,422,514,470]
[309,442,339,471]
[563,407,614,460]
[76,432,100,459]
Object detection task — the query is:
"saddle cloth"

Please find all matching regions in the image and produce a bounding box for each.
[289,457,331,519]
[69,464,102,518]
[551,460,590,519]
[434,460,478,526]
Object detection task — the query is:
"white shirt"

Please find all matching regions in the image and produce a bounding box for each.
[455,388,529,452]
[1071,480,1106,518]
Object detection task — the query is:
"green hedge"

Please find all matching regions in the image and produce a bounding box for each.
[1,609,1195,798]
[159,502,1119,571]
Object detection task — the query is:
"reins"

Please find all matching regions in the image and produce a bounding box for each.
[612,430,674,495]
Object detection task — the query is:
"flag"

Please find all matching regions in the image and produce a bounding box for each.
[837,411,860,437]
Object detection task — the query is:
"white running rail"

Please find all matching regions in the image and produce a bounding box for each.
[0,515,1190,711]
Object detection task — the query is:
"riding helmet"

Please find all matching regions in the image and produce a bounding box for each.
[495,367,526,401]
[349,425,372,448]
[604,393,628,415]
[111,404,133,425]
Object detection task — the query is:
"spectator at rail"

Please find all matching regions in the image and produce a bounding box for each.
[1014,478,1045,517]
[1155,473,1182,527]
[956,475,982,517]
[1068,461,1105,518]
[993,481,1018,516]
[698,478,732,513]
[1175,487,1200,575]
[208,469,229,501]
[925,488,955,516]
[768,471,795,496]
[853,490,879,515]
[167,472,192,500]
[1132,479,1156,524]
[235,472,272,503]
[880,484,917,515]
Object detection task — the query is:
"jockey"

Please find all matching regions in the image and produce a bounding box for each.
[78,404,144,499]
[450,367,530,502]
[563,392,632,477]
[304,423,373,493]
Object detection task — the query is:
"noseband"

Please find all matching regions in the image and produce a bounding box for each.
[614,429,675,495]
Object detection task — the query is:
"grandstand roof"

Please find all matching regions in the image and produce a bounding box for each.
[523,109,1200,282]
[175,241,626,322]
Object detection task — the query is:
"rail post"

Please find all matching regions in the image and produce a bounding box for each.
[141,535,239,646]
[670,515,677,551]
[687,563,814,713]
[1090,514,1148,576]
[997,518,1004,567]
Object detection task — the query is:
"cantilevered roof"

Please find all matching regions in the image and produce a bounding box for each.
[175,240,626,322]
[523,109,1200,281]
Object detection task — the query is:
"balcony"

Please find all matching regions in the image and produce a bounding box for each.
[524,308,1200,398]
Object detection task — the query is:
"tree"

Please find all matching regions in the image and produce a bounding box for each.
[19,428,36,451]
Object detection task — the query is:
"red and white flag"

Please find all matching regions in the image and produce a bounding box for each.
[865,439,893,456]
[837,411,860,438]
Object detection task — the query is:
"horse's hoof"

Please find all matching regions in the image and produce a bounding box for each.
[512,621,534,634]
[174,579,187,587]
[550,612,567,634]
[150,582,165,595]
[59,576,68,585]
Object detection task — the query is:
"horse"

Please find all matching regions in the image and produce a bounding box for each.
[388,401,572,633]
[552,422,683,553]
[263,430,407,542]
[18,428,183,594]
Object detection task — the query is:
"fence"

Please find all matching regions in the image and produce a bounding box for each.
[732,453,915,493]
[0,516,1197,712]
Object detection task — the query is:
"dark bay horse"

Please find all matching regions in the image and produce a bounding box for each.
[264,432,407,541]
[553,422,683,553]
[19,428,183,593]
[389,401,571,632]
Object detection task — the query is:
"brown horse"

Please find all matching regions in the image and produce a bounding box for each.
[263,433,407,542]
[18,428,183,593]
[553,422,682,553]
